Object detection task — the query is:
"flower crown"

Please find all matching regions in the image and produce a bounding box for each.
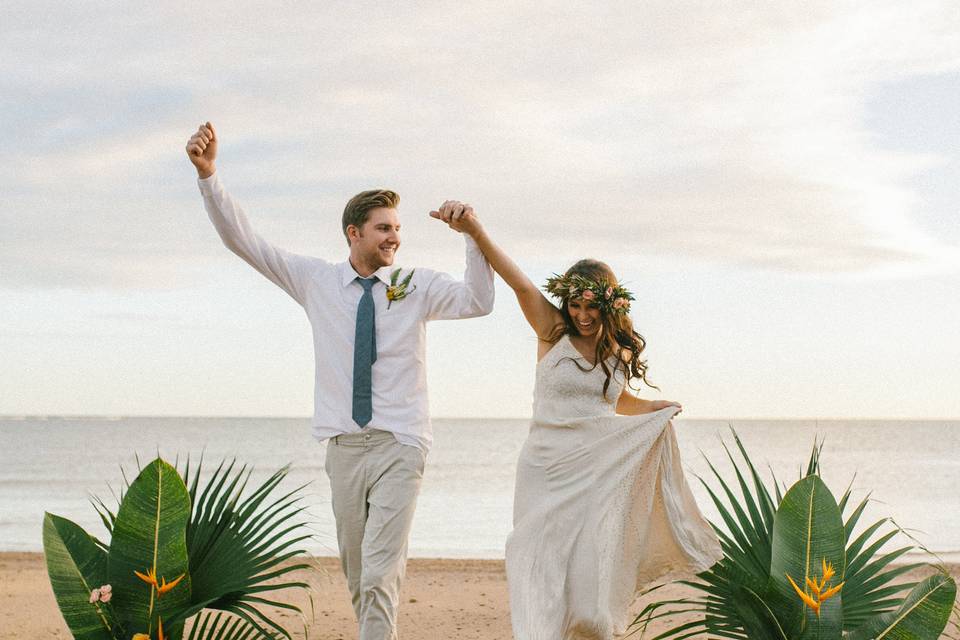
[543,273,634,314]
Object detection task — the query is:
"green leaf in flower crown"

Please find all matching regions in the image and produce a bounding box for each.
[108,458,192,638]
[845,573,956,640]
[769,474,846,640]
[42,513,115,640]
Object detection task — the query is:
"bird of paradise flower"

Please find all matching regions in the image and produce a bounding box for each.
[786,557,844,617]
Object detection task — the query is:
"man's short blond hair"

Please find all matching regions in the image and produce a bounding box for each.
[342,189,400,245]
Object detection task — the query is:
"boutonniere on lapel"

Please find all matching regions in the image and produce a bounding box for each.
[386,268,416,309]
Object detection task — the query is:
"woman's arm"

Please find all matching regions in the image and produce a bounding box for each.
[430,202,562,339]
[616,391,682,416]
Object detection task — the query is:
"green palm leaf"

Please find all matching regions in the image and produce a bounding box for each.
[846,573,957,640]
[176,456,314,639]
[633,429,797,638]
[838,490,920,630]
[186,611,282,640]
[730,585,789,640]
[632,431,823,639]
[42,513,116,640]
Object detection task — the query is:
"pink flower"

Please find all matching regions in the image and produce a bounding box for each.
[605,287,613,299]
[89,584,112,604]
[581,289,596,301]
[613,297,628,309]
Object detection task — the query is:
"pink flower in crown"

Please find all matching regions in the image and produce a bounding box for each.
[613,297,628,309]
[89,588,101,603]
[605,286,614,299]
[581,289,596,301]
[99,584,112,603]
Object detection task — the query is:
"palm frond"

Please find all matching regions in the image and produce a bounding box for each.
[631,429,781,638]
[838,493,918,631]
[176,455,315,640]
[186,610,283,640]
[629,428,934,640]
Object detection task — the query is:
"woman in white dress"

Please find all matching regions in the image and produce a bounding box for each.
[431,202,723,640]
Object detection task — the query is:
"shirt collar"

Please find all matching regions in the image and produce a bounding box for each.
[339,261,393,288]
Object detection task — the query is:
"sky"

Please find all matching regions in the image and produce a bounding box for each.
[2,1,959,419]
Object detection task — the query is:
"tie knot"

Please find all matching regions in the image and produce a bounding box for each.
[357,277,377,292]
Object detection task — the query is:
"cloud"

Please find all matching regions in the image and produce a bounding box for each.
[2,1,959,289]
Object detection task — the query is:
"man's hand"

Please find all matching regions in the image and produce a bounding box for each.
[429,200,483,237]
[185,121,217,179]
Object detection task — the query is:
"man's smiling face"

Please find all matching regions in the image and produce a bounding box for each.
[349,207,401,270]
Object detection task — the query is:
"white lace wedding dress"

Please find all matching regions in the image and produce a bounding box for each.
[505,335,723,640]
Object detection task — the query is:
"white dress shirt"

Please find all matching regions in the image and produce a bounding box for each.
[199,173,495,452]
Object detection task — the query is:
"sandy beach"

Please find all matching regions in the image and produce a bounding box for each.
[3,553,957,639]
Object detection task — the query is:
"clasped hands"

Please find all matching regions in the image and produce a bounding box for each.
[430,200,483,237]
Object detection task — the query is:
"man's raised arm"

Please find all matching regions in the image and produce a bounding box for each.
[186,122,313,306]
[421,200,495,321]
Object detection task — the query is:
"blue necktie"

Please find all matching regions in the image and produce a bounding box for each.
[352,277,377,427]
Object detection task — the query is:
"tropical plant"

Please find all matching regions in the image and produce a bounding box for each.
[631,431,957,640]
[44,456,315,640]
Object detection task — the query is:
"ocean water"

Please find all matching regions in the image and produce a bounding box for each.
[1,416,958,560]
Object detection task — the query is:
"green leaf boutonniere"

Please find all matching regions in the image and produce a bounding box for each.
[386,268,417,308]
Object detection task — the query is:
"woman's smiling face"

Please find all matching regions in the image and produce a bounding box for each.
[567,297,602,336]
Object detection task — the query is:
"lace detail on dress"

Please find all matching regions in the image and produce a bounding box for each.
[532,335,625,423]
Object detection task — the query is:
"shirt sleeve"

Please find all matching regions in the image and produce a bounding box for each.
[198,173,318,306]
[424,234,495,321]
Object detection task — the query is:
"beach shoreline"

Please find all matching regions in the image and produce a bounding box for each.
[3,552,958,639]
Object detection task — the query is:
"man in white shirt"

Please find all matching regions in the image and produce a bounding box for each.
[185,122,494,640]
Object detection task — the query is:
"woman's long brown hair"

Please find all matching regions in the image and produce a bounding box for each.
[547,259,657,398]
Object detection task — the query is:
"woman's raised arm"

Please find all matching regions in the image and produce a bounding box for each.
[430,202,563,340]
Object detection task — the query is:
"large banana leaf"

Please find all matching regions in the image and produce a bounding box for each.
[769,474,845,640]
[43,513,116,640]
[845,573,957,640]
[166,457,312,639]
[108,458,192,639]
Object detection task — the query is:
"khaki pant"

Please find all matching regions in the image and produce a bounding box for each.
[324,428,426,640]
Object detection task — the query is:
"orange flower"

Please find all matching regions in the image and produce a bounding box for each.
[786,558,845,618]
[821,582,845,601]
[158,616,165,640]
[134,567,158,588]
[132,634,150,640]
[157,573,185,597]
[820,558,835,586]
[787,574,821,616]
